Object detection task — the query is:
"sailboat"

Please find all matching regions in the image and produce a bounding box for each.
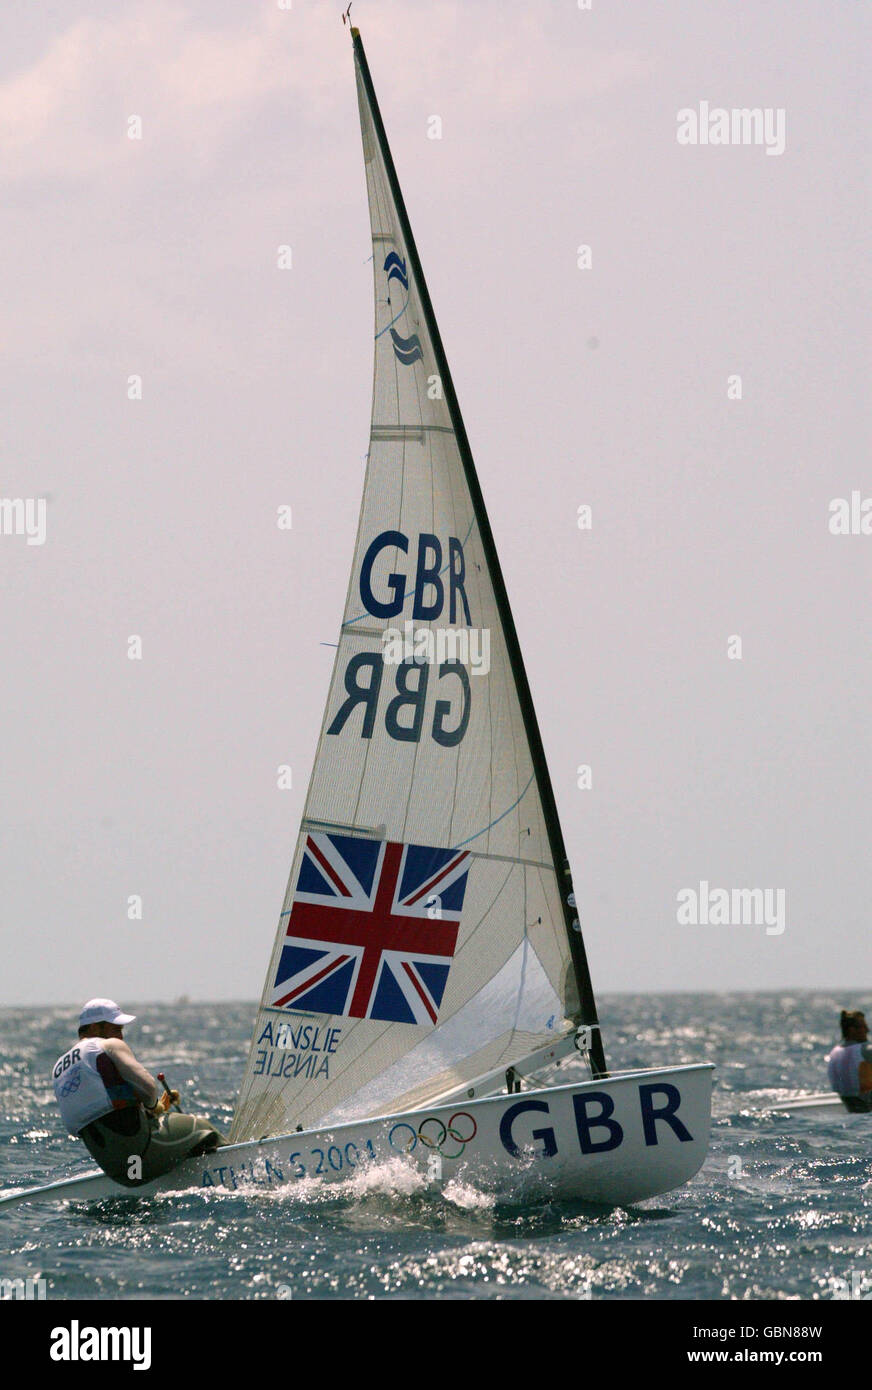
[773,1094,861,1120]
[1,24,713,1212]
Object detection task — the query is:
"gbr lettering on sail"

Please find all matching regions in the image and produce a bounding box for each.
[327,530,474,746]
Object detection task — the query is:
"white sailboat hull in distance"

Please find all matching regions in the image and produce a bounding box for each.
[772,1092,860,1121]
[0,1064,713,1211]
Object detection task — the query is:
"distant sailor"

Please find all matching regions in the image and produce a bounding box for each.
[826,1010,872,1114]
[51,999,226,1187]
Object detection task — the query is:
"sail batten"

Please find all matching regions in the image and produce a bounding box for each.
[229,31,603,1144]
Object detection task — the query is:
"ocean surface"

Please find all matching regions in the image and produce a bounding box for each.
[0,993,868,1301]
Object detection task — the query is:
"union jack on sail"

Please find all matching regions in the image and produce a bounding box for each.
[270,833,470,1026]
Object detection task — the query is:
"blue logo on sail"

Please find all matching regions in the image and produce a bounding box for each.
[382,253,423,365]
[389,328,423,365]
[384,252,409,289]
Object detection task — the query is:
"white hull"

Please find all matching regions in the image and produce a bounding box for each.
[772,1091,862,1121]
[1,1064,713,1210]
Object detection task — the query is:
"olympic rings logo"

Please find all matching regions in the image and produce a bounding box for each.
[59,1073,82,1098]
[389,1111,477,1160]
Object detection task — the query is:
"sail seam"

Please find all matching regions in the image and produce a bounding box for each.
[449,774,534,850]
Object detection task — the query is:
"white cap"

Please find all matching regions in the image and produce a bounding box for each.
[78,998,136,1028]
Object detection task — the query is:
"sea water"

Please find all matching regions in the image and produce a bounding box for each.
[0,994,867,1300]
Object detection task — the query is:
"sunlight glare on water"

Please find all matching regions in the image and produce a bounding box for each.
[0,994,869,1300]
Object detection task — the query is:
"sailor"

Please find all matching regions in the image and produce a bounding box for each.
[826,1010,872,1113]
[51,999,226,1187]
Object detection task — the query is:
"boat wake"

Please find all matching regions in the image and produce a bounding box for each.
[123,1157,499,1215]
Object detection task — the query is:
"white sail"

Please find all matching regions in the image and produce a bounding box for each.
[230,33,594,1143]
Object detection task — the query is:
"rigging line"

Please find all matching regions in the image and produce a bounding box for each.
[400,304,434,848]
[440,861,515,979]
[449,773,534,850]
[374,288,410,339]
[346,168,393,846]
[442,414,465,850]
[281,780,535,865]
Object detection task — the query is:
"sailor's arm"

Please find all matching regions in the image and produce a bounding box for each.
[101,1037,161,1107]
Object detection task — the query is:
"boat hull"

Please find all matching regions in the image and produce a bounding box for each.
[0,1063,714,1210]
[773,1091,861,1121]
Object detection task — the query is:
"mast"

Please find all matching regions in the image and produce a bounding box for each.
[349,26,607,1077]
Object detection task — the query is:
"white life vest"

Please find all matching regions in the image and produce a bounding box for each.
[51,1038,140,1134]
[826,1042,868,1096]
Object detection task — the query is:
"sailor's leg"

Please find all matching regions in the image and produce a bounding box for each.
[137,1112,227,1182]
[79,1110,153,1187]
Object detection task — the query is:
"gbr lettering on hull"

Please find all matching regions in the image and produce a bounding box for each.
[192,1080,703,1196]
[499,1083,694,1159]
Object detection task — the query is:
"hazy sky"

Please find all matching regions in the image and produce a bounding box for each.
[1,0,868,1008]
